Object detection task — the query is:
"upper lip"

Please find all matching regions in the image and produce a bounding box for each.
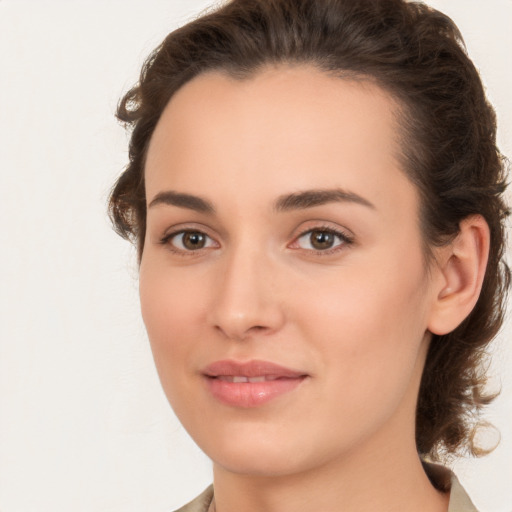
[202,359,307,378]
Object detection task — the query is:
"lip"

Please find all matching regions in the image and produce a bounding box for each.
[202,359,308,408]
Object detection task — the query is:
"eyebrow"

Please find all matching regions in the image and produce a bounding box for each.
[148,190,215,214]
[274,188,375,212]
[147,187,375,214]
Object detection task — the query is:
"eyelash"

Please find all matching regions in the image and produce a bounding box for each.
[159,226,354,256]
[291,226,354,255]
[159,229,218,255]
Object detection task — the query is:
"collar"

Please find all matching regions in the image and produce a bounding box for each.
[175,467,479,512]
[422,461,479,512]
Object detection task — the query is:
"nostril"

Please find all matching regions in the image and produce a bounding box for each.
[213,323,271,341]
[247,325,271,335]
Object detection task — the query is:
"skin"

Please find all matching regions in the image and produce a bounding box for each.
[139,65,487,512]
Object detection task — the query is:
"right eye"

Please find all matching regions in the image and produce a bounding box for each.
[162,230,217,252]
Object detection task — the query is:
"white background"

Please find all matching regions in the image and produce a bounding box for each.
[0,1,510,511]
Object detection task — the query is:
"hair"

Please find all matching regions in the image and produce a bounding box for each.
[109,0,509,462]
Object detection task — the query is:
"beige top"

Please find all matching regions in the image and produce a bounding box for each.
[173,468,478,512]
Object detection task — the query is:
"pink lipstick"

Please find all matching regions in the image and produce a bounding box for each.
[202,360,307,408]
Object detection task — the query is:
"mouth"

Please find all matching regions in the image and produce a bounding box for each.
[215,375,289,383]
[202,359,308,408]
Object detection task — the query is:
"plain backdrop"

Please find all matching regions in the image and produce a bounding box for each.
[0,1,511,511]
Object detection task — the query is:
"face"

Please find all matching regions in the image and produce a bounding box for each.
[140,65,439,477]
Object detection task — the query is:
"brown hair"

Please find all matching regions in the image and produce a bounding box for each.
[109,0,510,461]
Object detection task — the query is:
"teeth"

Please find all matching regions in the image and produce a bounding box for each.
[248,376,266,383]
[217,375,275,383]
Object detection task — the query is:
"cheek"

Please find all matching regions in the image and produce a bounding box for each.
[138,259,208,381]
[293,249,430,398]
[301,260,426,337]
[138,266,211,431]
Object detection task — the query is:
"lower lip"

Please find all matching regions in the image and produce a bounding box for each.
[204,376,306,408]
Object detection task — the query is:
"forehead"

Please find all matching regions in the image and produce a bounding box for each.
[145,64,416,219]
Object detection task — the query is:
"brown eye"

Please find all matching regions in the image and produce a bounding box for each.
[293,228,351,252]
[182,231,206,250]
[309,230,336,250]
[166,230,216,251]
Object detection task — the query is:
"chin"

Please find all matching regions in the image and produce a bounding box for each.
[193,422,338,478]
[212,446,309,477]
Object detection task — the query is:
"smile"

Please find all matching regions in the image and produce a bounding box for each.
[217,375,285,383]
[202,360,308,407]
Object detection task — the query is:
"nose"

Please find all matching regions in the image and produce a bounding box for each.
[207,245,286,341]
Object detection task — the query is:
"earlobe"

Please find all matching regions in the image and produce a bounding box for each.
[427,215,490,335]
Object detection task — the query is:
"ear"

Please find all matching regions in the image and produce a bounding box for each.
[427,215,490,336]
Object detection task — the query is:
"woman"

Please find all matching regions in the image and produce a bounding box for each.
[109,0,509,510]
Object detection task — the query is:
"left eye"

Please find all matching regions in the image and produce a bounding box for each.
[294,229,348,251]
[166,230,216,251]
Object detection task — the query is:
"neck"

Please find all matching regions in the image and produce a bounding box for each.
[212,434,449,512]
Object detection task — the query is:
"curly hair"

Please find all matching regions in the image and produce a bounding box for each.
[109,0,510,461]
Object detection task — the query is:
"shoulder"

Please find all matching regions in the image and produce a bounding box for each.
[173,485,214,512]
[423,461,479,512]
[449,473,479,512]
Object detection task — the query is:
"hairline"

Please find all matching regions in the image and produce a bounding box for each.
[139,61,439,272]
